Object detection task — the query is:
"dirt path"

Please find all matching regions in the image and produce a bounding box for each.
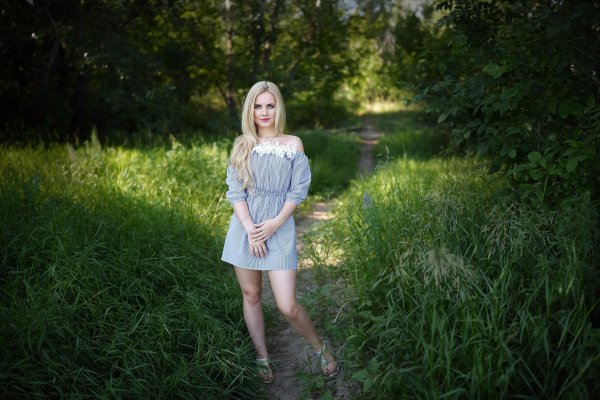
[260,122,381,399]
[358,120,383,175]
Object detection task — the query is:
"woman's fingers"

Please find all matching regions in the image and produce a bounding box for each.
[259,242,268,257]
[249,240,267,258]
[254,242,266,257]
[250,233,269,242]
[249,229,264,239]
[249,232,261,240]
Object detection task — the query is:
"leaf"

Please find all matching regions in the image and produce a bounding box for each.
[483,62,507,78]
[528,151,542,162]
[587,95,596,108]
[364,378,373,393]
[500,86,518,100]
[508,149,517,158]
[321,392,334,400]
[528,167,544,181]
[352,369,370,380]
[558,102,584,118]
[438,111,450,123]
[477,143,488,155]
[566,159,578,172]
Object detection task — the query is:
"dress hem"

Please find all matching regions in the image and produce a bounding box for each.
[221,257,298,271]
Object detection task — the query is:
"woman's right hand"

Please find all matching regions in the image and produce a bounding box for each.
[244,220,267,257]
[249,237,268,257]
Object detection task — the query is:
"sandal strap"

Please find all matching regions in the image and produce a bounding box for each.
[255,357,273,368]
[315,343,339,377]
[255,357,274,383]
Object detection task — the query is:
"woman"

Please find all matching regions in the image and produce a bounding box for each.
[221,81,339,383]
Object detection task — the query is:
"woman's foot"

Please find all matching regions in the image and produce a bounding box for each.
[315,342,339,377]
[255,357,274,384]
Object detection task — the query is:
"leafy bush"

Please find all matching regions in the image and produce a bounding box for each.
[411,0,600,203]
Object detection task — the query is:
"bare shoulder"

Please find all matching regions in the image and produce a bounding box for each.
[279,134,304,152]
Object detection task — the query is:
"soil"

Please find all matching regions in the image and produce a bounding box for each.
[259,121,381,399]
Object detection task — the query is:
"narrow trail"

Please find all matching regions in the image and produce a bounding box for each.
[358,120,384,175]
[260,121,381,399]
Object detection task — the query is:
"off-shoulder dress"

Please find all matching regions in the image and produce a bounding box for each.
[221,141,311,270]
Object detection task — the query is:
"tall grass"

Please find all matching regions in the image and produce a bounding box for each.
[0,137,261,399]
[0,128,361,399]
[327,114,600,398]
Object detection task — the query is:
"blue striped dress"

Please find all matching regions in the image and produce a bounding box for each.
[221,141,311,270]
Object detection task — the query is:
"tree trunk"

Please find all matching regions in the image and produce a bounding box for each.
[224,0,237,121]
[69,65,90,142]
[68,2,90,142]
[263,0,284,69]
[251,1,265,80]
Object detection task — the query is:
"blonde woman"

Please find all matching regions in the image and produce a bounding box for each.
[221,81,339,383]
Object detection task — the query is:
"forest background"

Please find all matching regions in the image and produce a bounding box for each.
[1,0,599,399]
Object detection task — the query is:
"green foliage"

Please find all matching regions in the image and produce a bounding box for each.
[335,156,600,398]
[0,0,362,141]
[297,130,361,198]
[299,111,600,398]
[368,110,448,161]
[0,140,264,399]
[413,0,600,203]
[391,3,459,90]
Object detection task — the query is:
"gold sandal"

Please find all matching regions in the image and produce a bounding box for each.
[255,357,274,384]
[315,342,339,377]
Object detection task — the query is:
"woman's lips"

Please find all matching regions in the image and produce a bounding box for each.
[260,118,270,122]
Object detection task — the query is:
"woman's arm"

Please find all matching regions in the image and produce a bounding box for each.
[225,162,267,258]
[248,201,297,243]
[232,201,255,233]
[233,201,268,258]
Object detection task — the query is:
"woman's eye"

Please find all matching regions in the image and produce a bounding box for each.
[267,104,274,109]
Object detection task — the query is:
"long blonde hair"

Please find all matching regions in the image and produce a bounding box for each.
[230,81,286,189]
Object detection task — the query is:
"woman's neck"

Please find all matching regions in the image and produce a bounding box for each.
[257,127,278,139]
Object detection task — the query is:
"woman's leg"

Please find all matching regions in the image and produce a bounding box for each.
[234,267,269,359]
[268,270,337,374]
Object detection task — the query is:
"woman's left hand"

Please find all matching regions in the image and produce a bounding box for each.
[249,217,282,242]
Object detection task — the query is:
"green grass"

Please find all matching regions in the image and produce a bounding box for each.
[366,110,448,162]
[310,112,600,398]
[0,128,360,399]
[0,137,262,399]
[297,129,361,199]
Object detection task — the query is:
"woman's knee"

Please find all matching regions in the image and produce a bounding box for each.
[277,301,300,319]
[241,287,262,305]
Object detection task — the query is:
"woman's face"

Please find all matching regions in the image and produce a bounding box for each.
[253,91,276,131]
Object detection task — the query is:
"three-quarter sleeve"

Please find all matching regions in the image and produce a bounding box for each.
[225,163,247,205]
[285,153,311,205]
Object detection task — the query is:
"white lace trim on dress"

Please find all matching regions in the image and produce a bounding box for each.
[253,141,298,159]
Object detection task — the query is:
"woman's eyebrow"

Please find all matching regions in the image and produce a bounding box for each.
[254,102,276,106]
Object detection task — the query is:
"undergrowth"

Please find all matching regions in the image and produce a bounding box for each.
[0,138,261,399]
[305,112,600,398]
